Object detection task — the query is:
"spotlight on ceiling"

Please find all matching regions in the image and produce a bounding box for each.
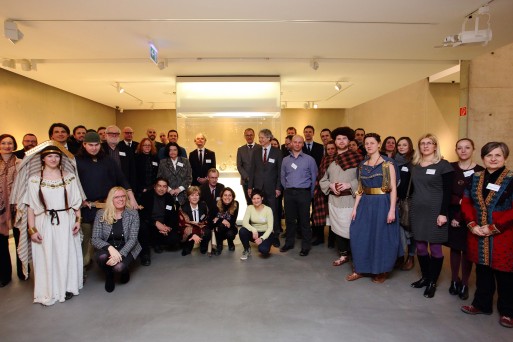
[4,20,23,44]
[157,59,168,70]
[310,59,319,71]
[116,82,125,94]
[335,82,342,91]
[20,59,36,71]
[1,59,16,69]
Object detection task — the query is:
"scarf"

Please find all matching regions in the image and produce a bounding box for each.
[0,155,18,236]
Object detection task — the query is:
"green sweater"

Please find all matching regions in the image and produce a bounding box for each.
[242,205,274,240]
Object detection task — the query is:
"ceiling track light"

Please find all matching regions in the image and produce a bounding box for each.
[335,82,342,91]
[4,20,23,44]
[116,82,125,94]
[157,59,168,70]
[1,59,16,69]
[310,59,319,71]
[304,101,311,109]
[20,59,37,71]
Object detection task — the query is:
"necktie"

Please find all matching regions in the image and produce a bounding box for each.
[248,145,253,149]
[263,148,267,164]
[308,143,312,152]
[193,209,198,221]
[212,188,215,199]
[199,150,203,164]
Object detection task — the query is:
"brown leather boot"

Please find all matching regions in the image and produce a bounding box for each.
[401,255,414,271]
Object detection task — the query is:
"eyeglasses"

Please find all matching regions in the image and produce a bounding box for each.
[107,132,120,136]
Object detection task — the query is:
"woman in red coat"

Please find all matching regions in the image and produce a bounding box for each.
[460,141,513,329]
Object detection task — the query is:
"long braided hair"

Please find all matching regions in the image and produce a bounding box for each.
[38,147,69,213]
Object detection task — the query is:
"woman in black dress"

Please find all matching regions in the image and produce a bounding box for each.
[134,137,159,199]
[447,138,484,300]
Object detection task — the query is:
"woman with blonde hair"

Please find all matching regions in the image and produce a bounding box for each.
[92,187,141,293]
[410,134,454,298]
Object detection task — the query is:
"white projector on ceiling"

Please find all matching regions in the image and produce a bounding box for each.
[439,5,492,48]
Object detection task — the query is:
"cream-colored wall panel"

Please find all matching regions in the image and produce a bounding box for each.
[0,69,114,144]
[116,109,177,143]
[279,109,346,143]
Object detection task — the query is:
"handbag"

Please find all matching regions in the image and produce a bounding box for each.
[399,174,412,230]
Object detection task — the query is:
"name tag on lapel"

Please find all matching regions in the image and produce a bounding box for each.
[486,183,500,191]
[177,162,184,167]
[165,205,173,210]
[401,166,409,172]
[463,170,474,177]
[152,161,158,166]
[205,159,212,163]
[119,151,126,156]
[426,169,436,175]
[200,214,206,220]
[268,158,275,163]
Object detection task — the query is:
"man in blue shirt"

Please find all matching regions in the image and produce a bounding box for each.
[280,135,318,256]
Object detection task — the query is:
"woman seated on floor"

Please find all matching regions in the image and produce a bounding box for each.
[239,189,274,260]
[178,186,211,256]
[92,186,141,293]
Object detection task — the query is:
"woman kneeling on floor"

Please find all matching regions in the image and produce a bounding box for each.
[92,186,141,293]
[239,189,274,260]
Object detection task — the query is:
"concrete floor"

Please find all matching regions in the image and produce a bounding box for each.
[0,237,511,342]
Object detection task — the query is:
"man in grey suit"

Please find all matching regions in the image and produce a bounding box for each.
[248,128,283,247]
[236,128,258,205]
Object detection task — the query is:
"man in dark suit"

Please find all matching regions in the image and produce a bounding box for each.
[354,128,367,156]
[14,133,38,159]
[102,125,137,190]
[147,128,164,151]
[302,125,324,167]
[199,168,225,217]
[280,126,296,153]
[189,133,216,186]
[122,126,139,152]
[236,128,258,205]
[248,128,282,247]
[68,125,87,154]
[139,178,180,265]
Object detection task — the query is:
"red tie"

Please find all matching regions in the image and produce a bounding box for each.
[263,148,267,164]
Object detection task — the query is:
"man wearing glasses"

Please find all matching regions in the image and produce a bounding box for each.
[103,125,137,190]
[122,126,138,152]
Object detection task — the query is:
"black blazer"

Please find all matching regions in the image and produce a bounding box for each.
[180,201,209,224]
[248,145,282,194]
[123,140,139,153]
[189,148,217,186]
[302,141,324,167]
[134,153,159,196]
[140,189,179,228]
[199,182,225,218]
[101,141,137,190]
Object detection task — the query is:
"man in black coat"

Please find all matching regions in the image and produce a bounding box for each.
[199,168,225,218]
[102,125,137,190]
[139,178,180,265]
[302,125,324,167]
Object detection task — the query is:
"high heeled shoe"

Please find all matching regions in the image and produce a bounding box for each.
[459,285,469,300]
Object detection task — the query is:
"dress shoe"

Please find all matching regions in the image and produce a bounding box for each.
[181,248,191,256]
[499,316,513,328]
[458,285,469,300]
[154,245,163,254]
[449,280,461,295]
[411,277,430,288]
[401,256,414,271]
[228,240,235,251]
[280,245,294,253]
[65,292,74,300]
[272,239,281,248]
[140,255,151,266]
[311,239,324,246]
[461,305,492,315]
[423,282,437,298]
[299,249,310,256]
[0,279,11,287]
[105,273,115,293]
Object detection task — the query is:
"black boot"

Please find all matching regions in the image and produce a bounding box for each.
[424,256,444,298]
[449,280,461,295]
[459,285,469,300]
[411,255,431,288]
[105,269,115,293]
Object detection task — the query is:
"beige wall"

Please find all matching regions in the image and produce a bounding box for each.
[0,69,115,144]
[279,108,346,143]
[345,79,460,161]
[467,42,513,155]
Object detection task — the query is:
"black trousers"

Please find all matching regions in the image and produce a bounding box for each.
[213,223,238,247]
[182,230,212,254]
[472,264,513,316]
[0,234,12,283]
[262,188,281,237]
[284,188,312,250]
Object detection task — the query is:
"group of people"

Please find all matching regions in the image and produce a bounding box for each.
[0,122,512,329]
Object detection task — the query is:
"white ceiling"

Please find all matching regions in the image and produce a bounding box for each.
[1,0,512,110]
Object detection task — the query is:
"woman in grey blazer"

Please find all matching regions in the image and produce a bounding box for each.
[157,142,192,207]
[92,187,141,293]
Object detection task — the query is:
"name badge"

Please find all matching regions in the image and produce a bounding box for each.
[200,214,206,220]
[152,161,158,166]
[426,169,436,175]
[216,197,220,201]
[177,162,184,167]
[486,183,500,192]
[401,166,409,172]
[268,158,275,163]
[463,170,474,177]
[119,151,126,156]
[205,159,212,163]
[291,163,298,170]
[165,205,173,211]
[260,216,266,222]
